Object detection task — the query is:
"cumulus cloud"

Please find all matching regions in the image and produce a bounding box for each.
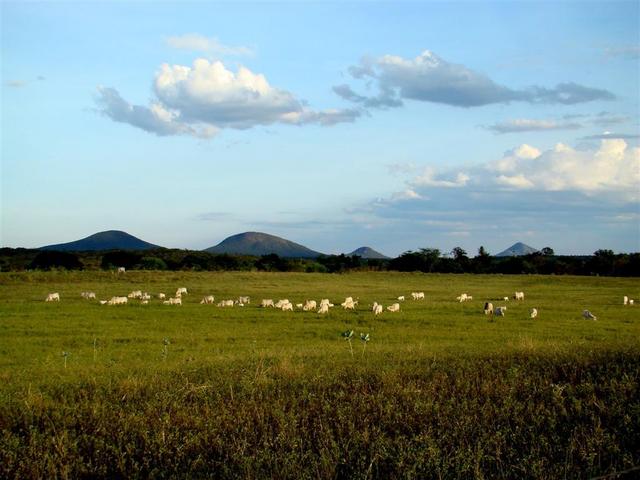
[336,50,615,109]
[96,58,359,137]
[348,139,639,254]
[486,118,583,134]
[411,167,470,188]
[487,139,639,196]
[166,34,253,56]
[95,86,218,138]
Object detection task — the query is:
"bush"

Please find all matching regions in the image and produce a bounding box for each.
[28,251,83,270]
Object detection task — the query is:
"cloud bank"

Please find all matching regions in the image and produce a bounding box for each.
[96,58,360,137]
[336,50,615,109]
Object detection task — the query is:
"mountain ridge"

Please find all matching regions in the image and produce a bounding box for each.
[496,242,538,257]
[39,230,161,251]
[204,231,323,258]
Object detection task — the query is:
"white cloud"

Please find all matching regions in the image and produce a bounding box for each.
[488,139,639,197]
[166,34,253,56]
[96,58,360,137]
[412,167,469,188]
[336,50,615,109]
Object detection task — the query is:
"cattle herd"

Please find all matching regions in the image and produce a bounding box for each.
[42,287,636,320]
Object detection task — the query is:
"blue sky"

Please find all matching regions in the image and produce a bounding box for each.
[2,1,639,256]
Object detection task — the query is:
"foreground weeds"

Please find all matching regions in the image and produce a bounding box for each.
[1,348,638,479]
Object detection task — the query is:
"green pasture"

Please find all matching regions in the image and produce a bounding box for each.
[0,271,638,381]
[1,271,638,478]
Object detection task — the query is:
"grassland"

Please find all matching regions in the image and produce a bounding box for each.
[1,271,638,478]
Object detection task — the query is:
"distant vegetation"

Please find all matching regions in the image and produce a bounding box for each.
[2,246,639,276]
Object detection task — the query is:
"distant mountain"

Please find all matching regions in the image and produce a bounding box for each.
[496,242,539,257]
[348,246,390,259]
[204,232,323,258]
[40,230,161,251]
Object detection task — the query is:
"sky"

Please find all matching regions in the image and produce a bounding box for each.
[1,0,639,256]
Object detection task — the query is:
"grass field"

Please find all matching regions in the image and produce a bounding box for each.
[1,271,639,478]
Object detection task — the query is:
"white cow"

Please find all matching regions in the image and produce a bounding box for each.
[163,297,182,306]
[495,306,507,317]
[341,297,357,310]
[484,302,494,315]
[514,291,525,301]
[158,293,166,300]
[281,301,294,311]
[45,293,60,302]
[217,299,234,307]
[176,287,188,296]
[623,296,629,305]
[386,303,400,312]
[116,267,126,274]
[200,295,215,304]
[373,303,383,315]
[319,299,334,308]
[128,290,143,299]
[530,308,538,319]
[261,299,275,308]
[237,296,250,304]
[411,292,425,300]
[317,304,329,314]
[630,299,635,305]
[107,296,128,305]
[582,310,597,321]
[303,300,317,311]
[274,299,290,309]
[503,297,510,302]
[457,293,469,303]
[141,293,152,301]
[397,296,405,302]
[80,291,96,300]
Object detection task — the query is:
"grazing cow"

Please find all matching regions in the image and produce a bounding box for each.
[217,299,234,307]
[81,291,96,300]
[484,302,494,315]
[387,303,400,312]
[624,296,629,305]
[341,297,357,310]
[514,291,525,301]
[281,301,294,311]
[319,299,334,308]
[176,288,188,296]
[45,293,60,302]
[99,300,108,305]
[274,299,290,309]
[107,296,128,305]
[141,293,151,301]
[303,300,317,311]
[582,310,597,321]
[200,295,215,304]
[158,293,166,300]
[397,296,405,302]
[317,304,329,314]
[495,306,507,317]
[630,299,635,305]
[128,290,143,299]
[116,267,126,274]
[503,297,510,302]
[456,293,469,302]
[261,299,275,308]
[411,292,425,300]
[237,296,250,304]
[373,303,383,315]
[530,308,538,319]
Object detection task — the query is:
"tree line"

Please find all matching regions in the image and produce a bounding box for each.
[1,246,639,276]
